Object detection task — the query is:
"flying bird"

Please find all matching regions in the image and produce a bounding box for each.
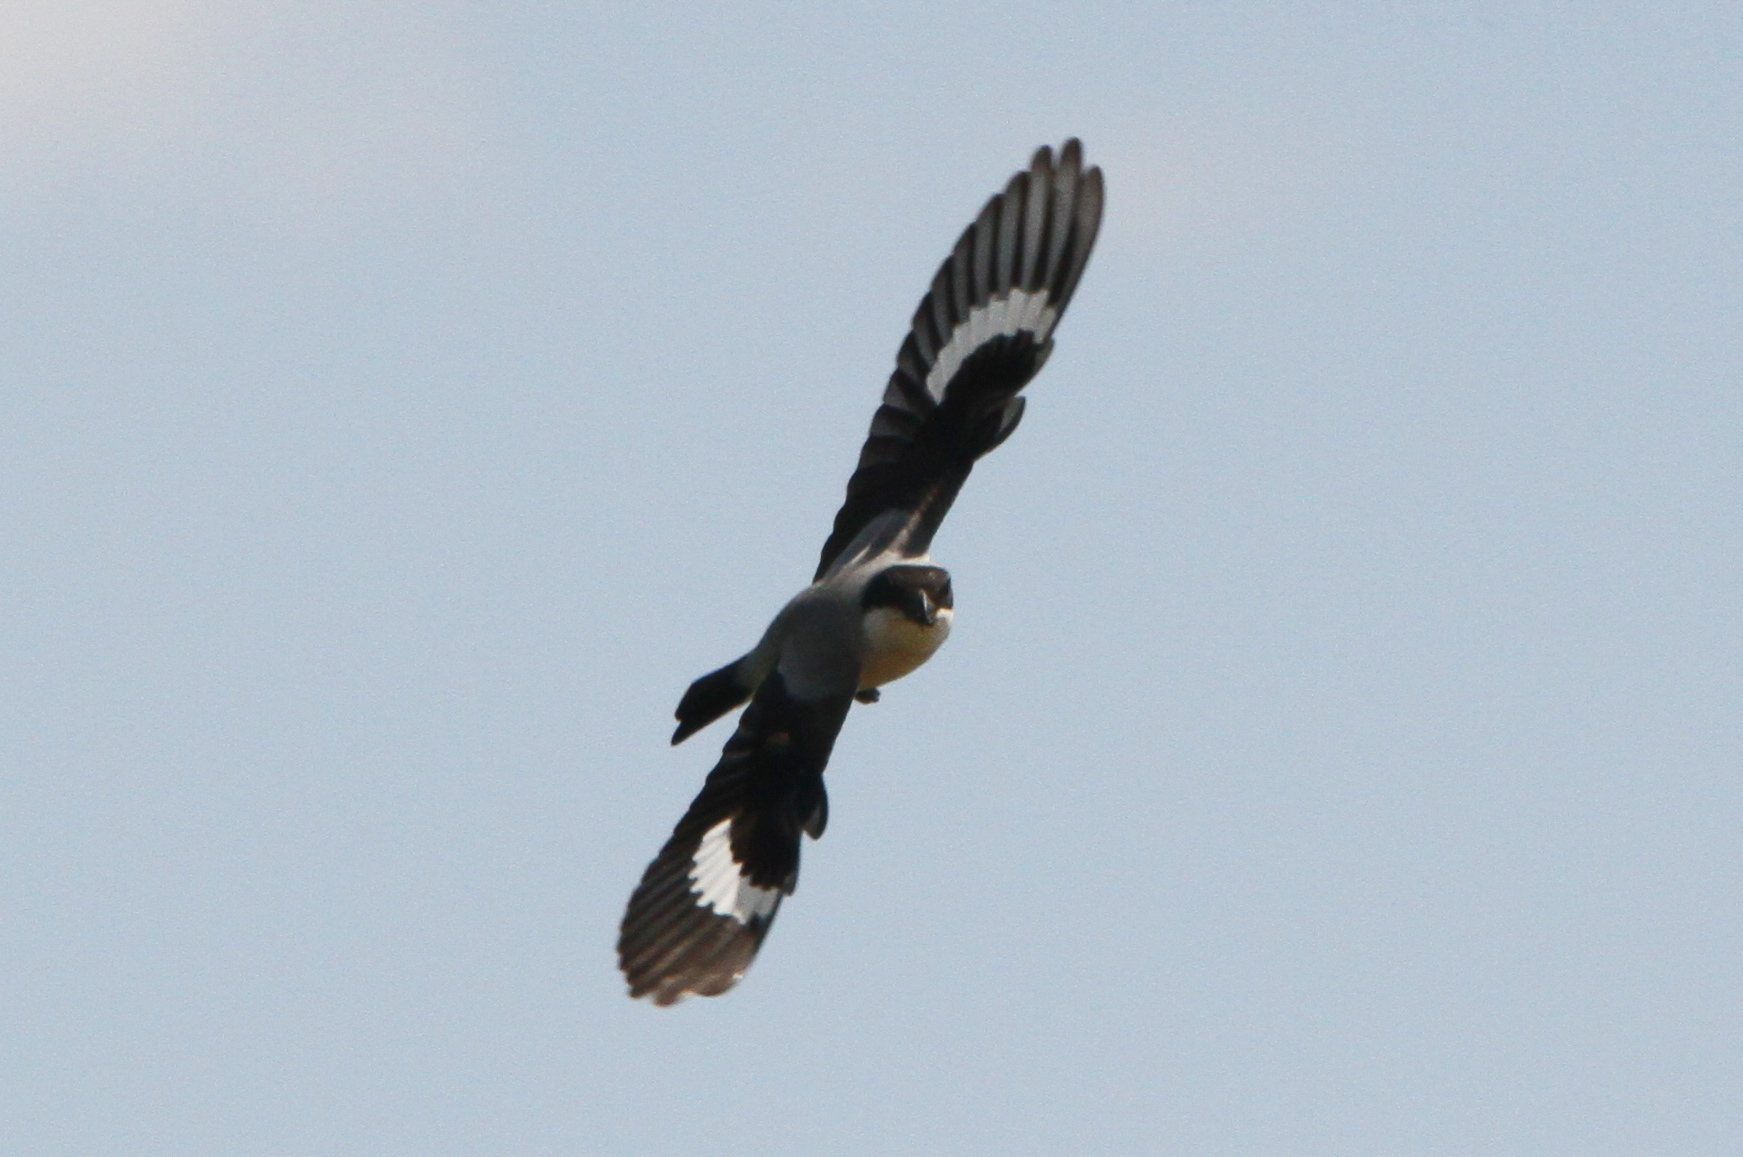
[618,140,1104,1005]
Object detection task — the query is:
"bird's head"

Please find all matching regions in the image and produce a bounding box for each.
[862,564,954,627]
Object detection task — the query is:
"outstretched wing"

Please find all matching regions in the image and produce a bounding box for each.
[814,139,1105,580]
[618,669,854,1005]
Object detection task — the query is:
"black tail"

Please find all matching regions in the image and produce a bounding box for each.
[672,656,753,745]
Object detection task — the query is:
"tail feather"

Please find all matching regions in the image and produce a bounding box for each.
[672,656,752,744]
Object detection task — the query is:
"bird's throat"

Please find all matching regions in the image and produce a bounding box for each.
[859,606,952,690]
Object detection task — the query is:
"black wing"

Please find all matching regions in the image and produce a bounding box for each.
[618,671,853,1005]
[814,139,1105,580]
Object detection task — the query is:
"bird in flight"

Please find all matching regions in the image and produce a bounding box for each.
[618,140,1104,1005]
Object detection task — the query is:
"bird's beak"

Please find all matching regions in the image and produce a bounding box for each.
[916,591,938,626]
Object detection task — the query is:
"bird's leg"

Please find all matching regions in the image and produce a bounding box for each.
[854,688,881,704]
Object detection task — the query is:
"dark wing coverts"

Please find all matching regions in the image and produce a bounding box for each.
[815,139,1104,579]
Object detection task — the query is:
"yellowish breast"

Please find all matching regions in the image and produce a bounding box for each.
[859,606,953,690]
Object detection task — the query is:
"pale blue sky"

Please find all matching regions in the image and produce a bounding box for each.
[4,3,1740,1154]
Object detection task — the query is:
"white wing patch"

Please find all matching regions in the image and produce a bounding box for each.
[688,817,780,923]
[924,288,1058,401]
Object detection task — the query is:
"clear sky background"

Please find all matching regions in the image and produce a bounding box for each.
[4,3,1740,1154]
